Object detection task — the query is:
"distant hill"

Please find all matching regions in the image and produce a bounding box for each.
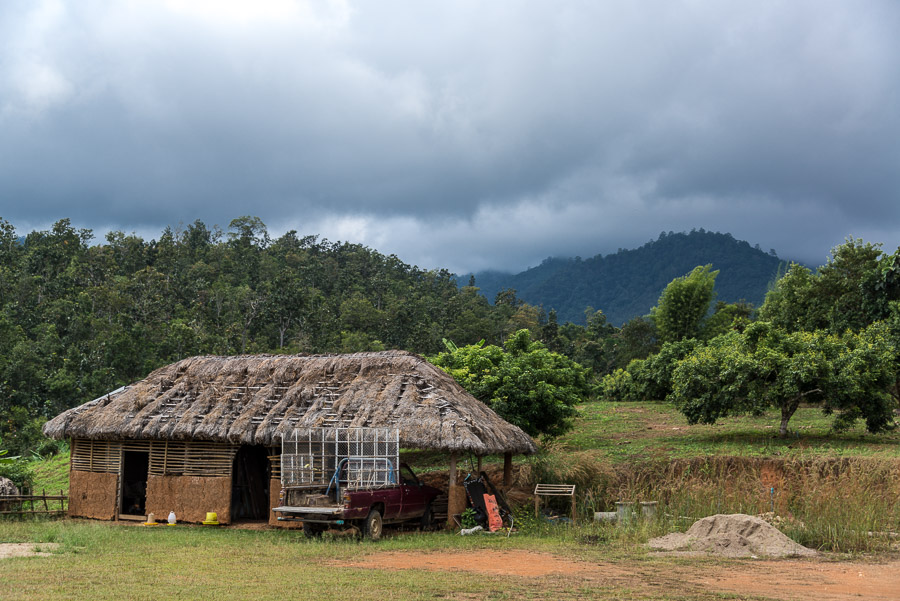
[461,230,790,326]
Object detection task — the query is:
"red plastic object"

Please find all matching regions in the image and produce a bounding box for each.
[483,494,503,532]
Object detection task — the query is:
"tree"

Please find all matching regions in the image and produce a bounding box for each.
[541,309,560,351]
[760,239,900,334]
[599,338,700,403]
[611,316,659,368]
[702,300,753,339]
[557,309,618,374]
[757,263,819,331]
[431,329,592,438]
[0,435,18,464]
[650,265,718,343]
[670,322,896,436]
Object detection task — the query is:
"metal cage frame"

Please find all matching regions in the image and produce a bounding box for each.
[281,427,399,491]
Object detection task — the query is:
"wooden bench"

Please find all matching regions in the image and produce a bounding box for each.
[533,483,576,523]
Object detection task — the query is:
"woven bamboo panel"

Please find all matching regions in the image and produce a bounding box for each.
[268,449,281,480]
[71,438,237,477]
[148,441,237,477]
[121,440,152,452]
[70,439,122,473]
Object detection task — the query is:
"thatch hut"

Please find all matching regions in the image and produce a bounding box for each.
[43,351,537,525]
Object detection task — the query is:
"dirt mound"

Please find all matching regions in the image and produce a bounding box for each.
[648,513,817,558]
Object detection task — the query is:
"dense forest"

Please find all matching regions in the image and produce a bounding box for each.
[0,216,638,455]
[5,216,894,458]
[463,230,789,325]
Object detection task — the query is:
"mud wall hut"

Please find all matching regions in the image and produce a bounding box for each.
[43,351,537,525]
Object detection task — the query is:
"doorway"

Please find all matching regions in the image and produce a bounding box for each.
[120,451,149,516]
[231,445,270,520]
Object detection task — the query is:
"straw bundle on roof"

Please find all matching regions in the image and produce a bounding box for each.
[43,351,537,455]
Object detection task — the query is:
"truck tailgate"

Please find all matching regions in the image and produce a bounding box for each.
[272,505,342,515]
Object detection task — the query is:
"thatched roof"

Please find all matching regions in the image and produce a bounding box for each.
[43,351,537,455]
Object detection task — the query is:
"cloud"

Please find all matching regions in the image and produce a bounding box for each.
[1,1,899,272]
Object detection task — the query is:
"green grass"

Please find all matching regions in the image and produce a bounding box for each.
[0,519,776,601]
[405,400,900,477]
[559,401,900,462]
[27,451,70,495]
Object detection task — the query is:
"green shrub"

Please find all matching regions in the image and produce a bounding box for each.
[0,459,33,491]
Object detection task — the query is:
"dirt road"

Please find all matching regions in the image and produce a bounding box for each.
[340,549,900,601]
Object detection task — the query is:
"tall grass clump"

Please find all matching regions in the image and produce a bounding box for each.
[779,458,900,553]
[523,452,900,553]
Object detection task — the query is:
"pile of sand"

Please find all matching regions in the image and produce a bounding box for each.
[648,514,817,558]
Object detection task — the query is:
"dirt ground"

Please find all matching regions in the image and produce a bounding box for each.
[693,559,900,601]
[339,549,900,601]
[0,543,60,559]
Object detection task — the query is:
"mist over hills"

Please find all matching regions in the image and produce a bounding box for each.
[462,230,790,326]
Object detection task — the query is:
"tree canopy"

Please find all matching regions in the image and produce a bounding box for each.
[650,264,718,343]
[670,322,896,435]
[430,330,593,438]
[760,238,900,334]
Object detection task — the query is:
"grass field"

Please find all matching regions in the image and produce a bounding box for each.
[2,515,899,601]
[405,401,900,473]
[0,517,820,601]
[27,451,70,495]
[0,519,660,601]
[560,401,900,462]
[3,400,899,599]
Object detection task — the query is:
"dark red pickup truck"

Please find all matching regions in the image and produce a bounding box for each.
[274,462,442,539]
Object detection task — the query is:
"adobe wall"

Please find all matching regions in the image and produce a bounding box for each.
[69,470,118,520]
[146,475,232,524]
[269,478,302,528]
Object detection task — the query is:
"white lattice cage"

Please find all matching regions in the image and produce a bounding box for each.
[281,427,399,490]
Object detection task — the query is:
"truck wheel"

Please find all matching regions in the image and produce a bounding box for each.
[363,508,383,541]
[420,503,434,531]
[303,522,324,538]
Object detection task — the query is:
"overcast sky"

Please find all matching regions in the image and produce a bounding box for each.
[2,1,899,274]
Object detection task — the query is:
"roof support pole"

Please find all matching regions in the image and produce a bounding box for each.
[503,452,512,487]
[446,451,464,530]
[476,455,482,473]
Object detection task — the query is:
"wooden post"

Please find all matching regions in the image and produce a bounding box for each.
[571,491,577,524]
[449,451,457,488]
[503,452,512,486]
[446,451,465,529]
[534,492,540,519]
[476,456,482,473]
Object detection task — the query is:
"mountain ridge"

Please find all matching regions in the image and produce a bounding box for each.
[461,230,790,325]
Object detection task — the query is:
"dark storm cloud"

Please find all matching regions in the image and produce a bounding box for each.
[1,1,899,272]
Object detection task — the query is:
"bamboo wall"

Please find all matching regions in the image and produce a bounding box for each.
[70,438,237,477]
[69,438,240,522]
